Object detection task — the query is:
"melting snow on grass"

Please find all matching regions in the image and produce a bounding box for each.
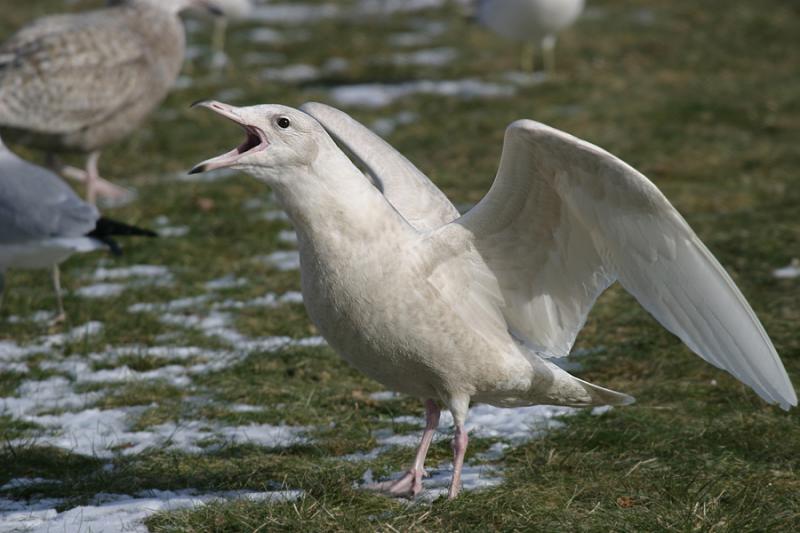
[773,259,800,279]
[0,489,302,533]
[361,464,503,502]
[258,250,301,271]
[76,265,174,299]
[329,79,516,108]
[348,393,613,498]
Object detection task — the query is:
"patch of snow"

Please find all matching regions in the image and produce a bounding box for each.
[774,259,800,279]
[128,294,211,314]
[0,362,28,374]
[344,403,609,463]
[277,230,298,245]
[229,404,264,413]
[389,47,457,67]
[158,226,190,238]
[0,478,59,491]
[250,4,340,24]
[12,405,309,458]
[502,70,548,87]
[248,27,285,44]
[0,376,105,418]
[441,404,577,442]
[173,75,194,90]
[361,463,502,501]
[262,64,320,83]
[75,283,126,299]
[329,79,516,108]
[6,311,54,325]
[389,21,450,49]
[0,489,301,533]
[369,391,402,401]
[476,442,509,461]
[323,57,350,74]
[205,276,249,290]
[263,210,290,222]
[371,111,418,137]
[213,290,304,310]
[358,0,447,15]
[243,198,266,210]
[144,306,322,354]
[258,251,300,271]
[91,265,171,282]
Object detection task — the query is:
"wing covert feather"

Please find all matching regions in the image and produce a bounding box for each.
[300,102,460,231]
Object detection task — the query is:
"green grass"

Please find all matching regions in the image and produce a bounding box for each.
[1,0,799,530]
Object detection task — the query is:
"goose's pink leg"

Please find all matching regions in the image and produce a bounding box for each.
[373,399,440,497]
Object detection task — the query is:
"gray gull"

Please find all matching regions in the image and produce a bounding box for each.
[0,135,156,322]
[189,100,796,499]
[0,0,222,204]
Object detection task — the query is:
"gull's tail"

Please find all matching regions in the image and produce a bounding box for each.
[87,218,157,256]
[528,357,635,407]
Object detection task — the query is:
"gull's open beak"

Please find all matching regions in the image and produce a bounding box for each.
[189,100,269,174]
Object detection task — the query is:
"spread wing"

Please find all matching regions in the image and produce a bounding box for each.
[429,120,796,409]
[0,9,156,134]
[300,102,460,231]
[0,139,98,243]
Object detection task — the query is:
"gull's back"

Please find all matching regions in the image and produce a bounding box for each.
[0,141,98,247]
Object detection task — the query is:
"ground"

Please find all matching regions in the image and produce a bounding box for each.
[1,0,799,531]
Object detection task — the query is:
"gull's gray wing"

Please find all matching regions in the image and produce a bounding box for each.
[427,120,796,409]
[0,8,159,135]
[300,102,460,232]
[0,139,98,243]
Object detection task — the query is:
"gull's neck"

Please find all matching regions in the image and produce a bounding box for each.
[270,147,413,248]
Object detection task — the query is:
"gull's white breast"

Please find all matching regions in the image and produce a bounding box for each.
[295,226,532,402]
[0,238,102,270]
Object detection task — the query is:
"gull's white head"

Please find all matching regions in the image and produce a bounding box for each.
[190,101,333,183]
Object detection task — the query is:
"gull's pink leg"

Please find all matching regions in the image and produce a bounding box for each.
[85,151,101,206]
[448,424,469,499]
[57,151,133,206]
[373,399,440,498]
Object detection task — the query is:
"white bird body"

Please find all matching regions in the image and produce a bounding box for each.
[191,100,796,499]
[476,0,585,72]
[477,0,584,42]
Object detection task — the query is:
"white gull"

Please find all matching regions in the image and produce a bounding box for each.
[188,100,796,499]
[475,0,585,72]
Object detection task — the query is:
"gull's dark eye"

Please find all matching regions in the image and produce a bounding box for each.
[277,117,291,129]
